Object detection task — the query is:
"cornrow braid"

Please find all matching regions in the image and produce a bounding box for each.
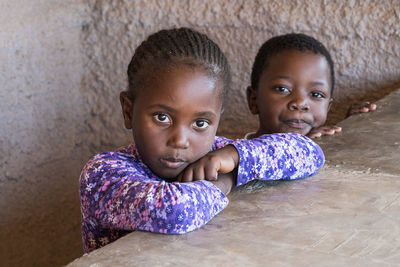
[127,27,230,101]
[251,33,335,96]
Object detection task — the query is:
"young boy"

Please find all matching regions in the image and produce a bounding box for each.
[246,33,376,139]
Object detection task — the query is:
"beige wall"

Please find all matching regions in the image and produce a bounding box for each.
[1,0,399,266]
[0,1,88,266]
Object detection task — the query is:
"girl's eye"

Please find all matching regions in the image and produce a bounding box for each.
[153,113,171,124]
[311,92,326,98]
[274,86,290,93]
[193,120,210,130]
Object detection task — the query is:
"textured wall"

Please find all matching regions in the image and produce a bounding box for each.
[82,0,400,139]
[0,1,89,266]
[1,0,399,266]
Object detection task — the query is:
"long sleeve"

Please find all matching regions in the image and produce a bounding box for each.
[231,133,324,186]
[80,151,228,253]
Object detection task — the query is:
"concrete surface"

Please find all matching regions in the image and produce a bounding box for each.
[1,1,400,266]
[68,90,400,266]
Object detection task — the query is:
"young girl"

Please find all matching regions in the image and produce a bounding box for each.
[246,33,376,139]
[79,28,325,253]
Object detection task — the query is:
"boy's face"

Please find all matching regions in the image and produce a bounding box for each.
[247,50,332,136]
[120,65,223,179]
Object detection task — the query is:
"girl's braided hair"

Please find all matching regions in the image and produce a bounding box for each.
[127,27,230,101]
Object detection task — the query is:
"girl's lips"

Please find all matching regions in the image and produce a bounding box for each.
[160,158,186,169]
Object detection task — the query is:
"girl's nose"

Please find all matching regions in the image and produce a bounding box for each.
[167,126,190,149]
[288,97,310,112]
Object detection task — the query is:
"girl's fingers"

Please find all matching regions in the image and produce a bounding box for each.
[192,166,205,181]
[204,164,218,181]
[181,169,193,182]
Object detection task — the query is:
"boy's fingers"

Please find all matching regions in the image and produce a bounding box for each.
[332,126,342,133]
[309,131,322,138]
[324,129,336,135]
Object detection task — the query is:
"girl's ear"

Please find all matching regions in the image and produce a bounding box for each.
[120,91,134,129]
[246,86,259,114]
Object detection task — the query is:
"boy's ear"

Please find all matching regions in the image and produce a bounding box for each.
[120,91,134,129]
[328,98,333,111]
[246,86,259,114]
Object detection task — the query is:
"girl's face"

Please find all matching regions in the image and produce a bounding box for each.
[121,65,223,179]
[247,50,332,136]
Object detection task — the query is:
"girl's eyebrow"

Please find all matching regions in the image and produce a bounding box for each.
[149,104,175,112]
[149,104,217,119]
[271,75,293,81]
[310,81,329,87]
[194,111,217,119]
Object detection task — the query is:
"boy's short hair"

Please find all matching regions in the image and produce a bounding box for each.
[127,27,231,101]
[251,33,335,96]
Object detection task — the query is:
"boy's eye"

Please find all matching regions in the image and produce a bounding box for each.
[193,120,210,130]
[274,86,290,93]
[153,113,171,124]
[311,92,326,98]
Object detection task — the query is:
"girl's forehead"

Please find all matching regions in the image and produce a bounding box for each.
[141,64,221,93]
[135,65,223,109]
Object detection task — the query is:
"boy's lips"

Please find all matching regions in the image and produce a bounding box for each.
[284,119,310,129]
[160,158,186,169]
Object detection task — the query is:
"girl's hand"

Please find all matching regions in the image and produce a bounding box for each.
[210,172,235,195]
[177,145,239,182]
[347,101,377,117]
[307,125,342,138]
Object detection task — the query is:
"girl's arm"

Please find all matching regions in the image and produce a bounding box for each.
[178,133,324,186]
[80,152,228,235]
[232,133,324,186]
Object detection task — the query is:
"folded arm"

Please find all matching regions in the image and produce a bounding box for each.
[80,152,228,235]
[232,133,325,186]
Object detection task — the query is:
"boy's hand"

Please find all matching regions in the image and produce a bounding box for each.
[347,101,377,117]
[307,125,342,138]
[177,145,239,182]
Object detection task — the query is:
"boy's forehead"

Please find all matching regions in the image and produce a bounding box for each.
[263,50,332,85]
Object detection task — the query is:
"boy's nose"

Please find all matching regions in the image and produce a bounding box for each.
[288,97,310,112]
[167,126,190,149]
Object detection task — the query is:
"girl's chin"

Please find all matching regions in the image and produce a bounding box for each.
[160,176,178,182]
[153,168,183,181]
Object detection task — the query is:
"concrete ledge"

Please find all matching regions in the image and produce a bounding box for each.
[317,89,400,176]
[68,89,400,266]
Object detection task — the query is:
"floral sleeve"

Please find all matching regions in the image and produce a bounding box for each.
[231,133,324,186]
[80,151,228,252]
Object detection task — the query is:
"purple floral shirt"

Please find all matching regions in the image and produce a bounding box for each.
[80,133,324,252]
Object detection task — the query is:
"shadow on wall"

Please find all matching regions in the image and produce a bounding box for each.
[0,152,85,266]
